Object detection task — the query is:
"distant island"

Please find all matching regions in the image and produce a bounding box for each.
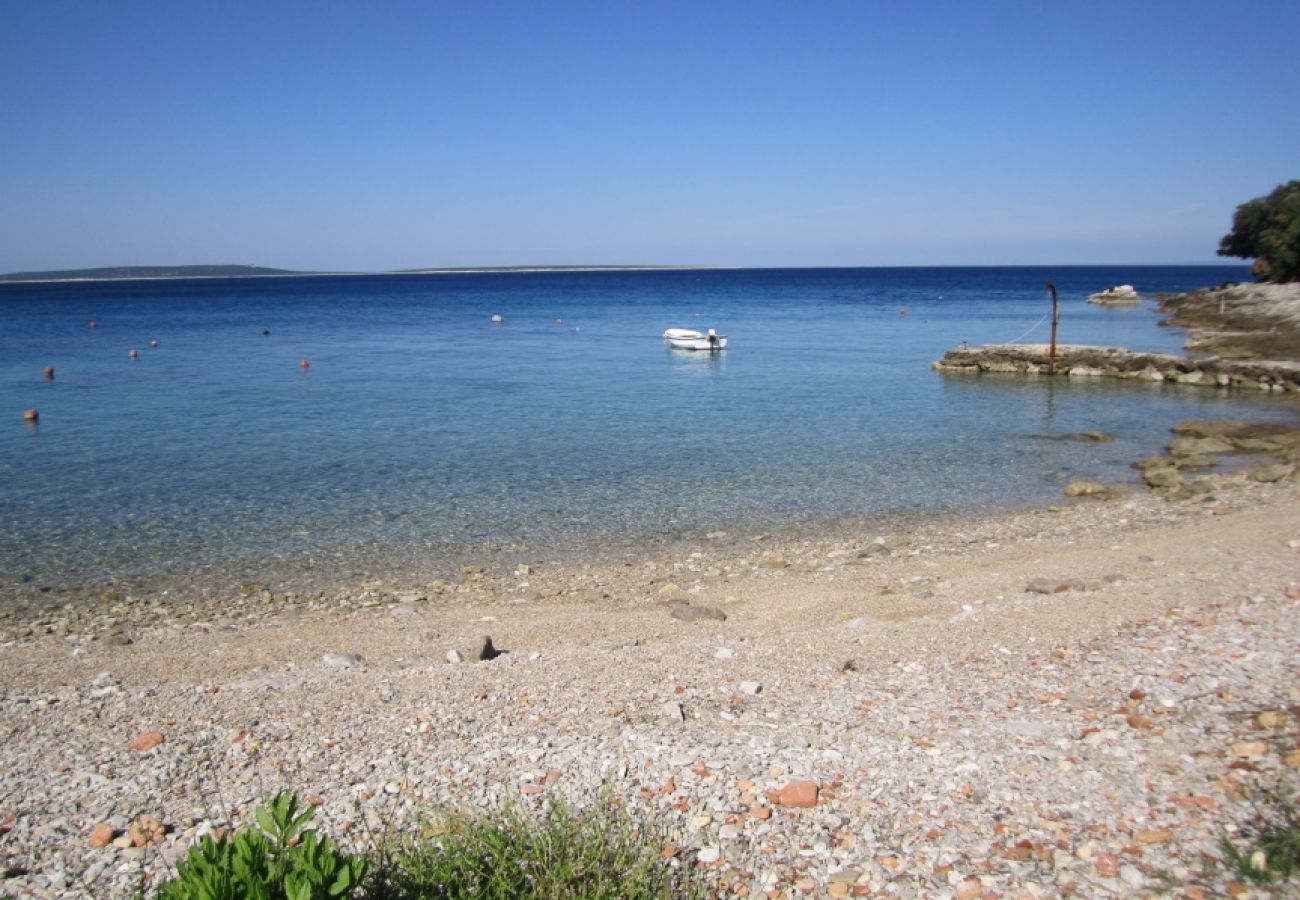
[0,263,709,283]
[0,264,311,283]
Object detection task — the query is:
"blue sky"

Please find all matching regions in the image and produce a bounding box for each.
[2,0,1297,271]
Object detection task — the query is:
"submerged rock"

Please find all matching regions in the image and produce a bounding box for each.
[1064,481,1108,498]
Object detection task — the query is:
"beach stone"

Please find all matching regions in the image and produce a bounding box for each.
[128,732,164,752]
[1026,577,1083,594]
[696,846,721,864]
[662,701,685,721]
[88,823,114,849]
[739,681,762,696]
[670,603,727,623]
[770,780,818,808]
[1064,480,1107,497]
[445,649,463,664]
[476,636,500,660]
[127,815,165,848]
[1258,710,1289,729]
[322,652,363,668]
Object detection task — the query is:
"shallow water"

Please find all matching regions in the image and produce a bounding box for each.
[2,265,1295,596]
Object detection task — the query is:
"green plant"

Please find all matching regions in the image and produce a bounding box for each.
[369,797,703,899]
[159,792,369,900]
[1218,179,1300,282]
[1219,783,1300,887]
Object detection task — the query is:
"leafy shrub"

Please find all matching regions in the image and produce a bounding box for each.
[159,792,369,900]
[370,797,702,899]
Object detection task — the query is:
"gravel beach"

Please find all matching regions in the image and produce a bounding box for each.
[4,282,1299,898]
[2,454,1298,897]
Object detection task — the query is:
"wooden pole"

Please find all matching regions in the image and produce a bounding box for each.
[1046,282,1060,375]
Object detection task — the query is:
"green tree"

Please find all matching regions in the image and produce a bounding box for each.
[1218,180,1300,282]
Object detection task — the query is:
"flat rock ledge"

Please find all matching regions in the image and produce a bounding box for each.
[933,343,1300,392]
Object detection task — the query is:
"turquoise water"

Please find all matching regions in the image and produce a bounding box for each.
[1,266,1294,596]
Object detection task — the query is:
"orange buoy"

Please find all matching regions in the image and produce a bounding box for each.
[128,349,138,359]
[24,409,39,421]
[299,358,310,369]
[43,367,54,380]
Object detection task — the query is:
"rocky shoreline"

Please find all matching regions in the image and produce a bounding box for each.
[933,283,1300,392]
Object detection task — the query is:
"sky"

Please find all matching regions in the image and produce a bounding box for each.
[2,0,1298,272]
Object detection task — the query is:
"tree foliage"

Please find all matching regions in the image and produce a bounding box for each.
[1218,180,1300,282]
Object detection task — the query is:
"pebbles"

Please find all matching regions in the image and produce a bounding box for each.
[1,480,1298,897]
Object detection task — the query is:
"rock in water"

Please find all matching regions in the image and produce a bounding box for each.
[1064,481,1107,497]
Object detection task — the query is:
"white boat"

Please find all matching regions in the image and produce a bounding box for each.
[664,327,727,351]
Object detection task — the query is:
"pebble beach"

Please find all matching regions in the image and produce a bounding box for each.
[2,284,1299,898]
[2,448,1298,897]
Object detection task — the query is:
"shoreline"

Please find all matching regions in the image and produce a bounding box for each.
[1,456,1296,896]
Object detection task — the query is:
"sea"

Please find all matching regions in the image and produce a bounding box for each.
[2,265,1296,602]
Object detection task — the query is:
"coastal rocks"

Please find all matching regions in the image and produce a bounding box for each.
[1246,463,1294,483]
[1156,282,1300,360]
[1088,284,1141,305]
[670,603,728,623]
[1168,435,1234,458]
[1142,466,1183,490]
[322,652,364,669]
[932,343,1300,392]
[1063,480,1109,498]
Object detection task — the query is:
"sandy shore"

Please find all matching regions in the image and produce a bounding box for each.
[3,282,1299,897]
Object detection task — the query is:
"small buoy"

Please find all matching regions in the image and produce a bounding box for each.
[262,329,270,336]
[898,307,907,316]
[43,366,54,380]
[491,314,503,324]
[149,340,158,348]
[554,318,563,325]
[298,358,310,369]
[88,321,97,328]
[24,409,39,421]
[128,349,138,359]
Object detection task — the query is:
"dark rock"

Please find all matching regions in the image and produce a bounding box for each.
[476,635,501,660]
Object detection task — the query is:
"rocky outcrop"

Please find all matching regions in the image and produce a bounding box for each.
[1088,284,1141,305]
[1156,282,1300,361]
[932,343,1300,392]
